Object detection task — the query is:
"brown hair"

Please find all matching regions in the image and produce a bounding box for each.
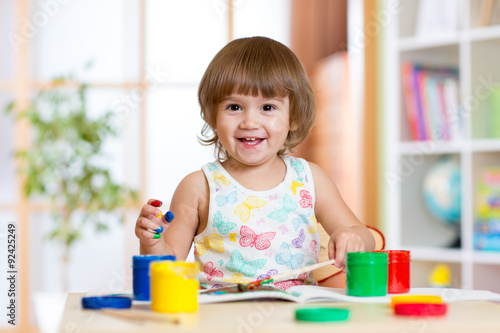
[198,36,315,160]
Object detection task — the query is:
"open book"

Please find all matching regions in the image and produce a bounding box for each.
[198,285,500,304]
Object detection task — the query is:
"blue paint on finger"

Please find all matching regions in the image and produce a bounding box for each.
[165,211,174,223]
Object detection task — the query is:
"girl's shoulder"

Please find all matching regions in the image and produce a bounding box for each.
[176,170,209,198]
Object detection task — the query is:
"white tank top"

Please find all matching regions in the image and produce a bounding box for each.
[194,155,320,290]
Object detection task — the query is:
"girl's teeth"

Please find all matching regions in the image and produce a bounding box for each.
[241,138,260,145]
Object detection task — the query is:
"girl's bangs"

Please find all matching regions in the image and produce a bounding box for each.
[217,64,291,102]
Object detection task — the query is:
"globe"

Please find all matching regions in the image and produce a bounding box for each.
[422,157,461,225]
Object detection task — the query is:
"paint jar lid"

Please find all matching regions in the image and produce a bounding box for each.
[346,252,388,265]
[394,303,447,316]
[391,295,443,308]
[81,296,132,309]
[295,307,349,322]
[133,255,176,268]
[378,250,411,263]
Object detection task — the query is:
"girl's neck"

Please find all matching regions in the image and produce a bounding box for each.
[221,155,287,191]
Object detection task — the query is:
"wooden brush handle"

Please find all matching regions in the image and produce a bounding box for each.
[271,259,337,282]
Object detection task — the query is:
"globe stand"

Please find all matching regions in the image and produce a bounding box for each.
[447,223,461,249]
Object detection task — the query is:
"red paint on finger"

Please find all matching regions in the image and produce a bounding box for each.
[151,200,162,207]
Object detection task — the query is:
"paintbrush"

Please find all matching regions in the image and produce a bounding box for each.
[239,258,337,291]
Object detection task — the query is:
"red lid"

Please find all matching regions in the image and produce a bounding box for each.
[394,303,447,316]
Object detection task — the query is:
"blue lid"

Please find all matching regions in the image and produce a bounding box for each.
[133,255,176,268]
[81,296,132,309]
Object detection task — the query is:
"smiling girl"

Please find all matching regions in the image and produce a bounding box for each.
[135,36,375,289]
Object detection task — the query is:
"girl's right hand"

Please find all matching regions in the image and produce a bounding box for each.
[135,199,174,246]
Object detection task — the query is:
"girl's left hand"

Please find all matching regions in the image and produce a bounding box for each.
[327,227,366,269]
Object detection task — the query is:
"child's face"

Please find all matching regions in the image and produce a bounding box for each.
[216,93,291,166]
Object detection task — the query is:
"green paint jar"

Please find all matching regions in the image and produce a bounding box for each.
[346,252,388,297]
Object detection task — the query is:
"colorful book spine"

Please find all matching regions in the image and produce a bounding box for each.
[401,63,419,141]
[443,77,460,141]
[412,65,428,140]
[475,167,500,251]
[400,63,459,142]
[436,80,450,140]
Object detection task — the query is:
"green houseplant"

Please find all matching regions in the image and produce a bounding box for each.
[5,76,138,290]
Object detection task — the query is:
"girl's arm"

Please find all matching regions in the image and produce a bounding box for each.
[138,170,207,260]
[310,162,375,268]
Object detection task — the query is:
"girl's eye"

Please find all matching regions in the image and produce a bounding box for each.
[226,104,241,111]
[262,104,275,111]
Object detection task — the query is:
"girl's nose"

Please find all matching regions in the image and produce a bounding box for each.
[239,111,260,129]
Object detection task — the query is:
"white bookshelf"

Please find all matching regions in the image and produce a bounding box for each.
[382,0,500,292]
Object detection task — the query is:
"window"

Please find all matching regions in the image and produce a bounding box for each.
[0,0,290,330]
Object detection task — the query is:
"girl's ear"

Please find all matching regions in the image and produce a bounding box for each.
[290,121,299,131]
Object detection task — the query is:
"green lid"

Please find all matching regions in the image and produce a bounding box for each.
[295,307,349,322]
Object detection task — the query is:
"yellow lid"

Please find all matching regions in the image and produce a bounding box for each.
[391,295,443,308]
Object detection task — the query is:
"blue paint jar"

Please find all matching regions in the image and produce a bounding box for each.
[132,255,175,301]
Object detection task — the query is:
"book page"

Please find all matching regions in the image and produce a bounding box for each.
[198,285,500,304]
[288,286,500,304]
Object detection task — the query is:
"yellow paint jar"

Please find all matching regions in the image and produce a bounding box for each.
[150,261,200,313]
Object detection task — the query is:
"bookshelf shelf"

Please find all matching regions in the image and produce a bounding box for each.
[399,141,464,155]
[406,246,463,263]
[471,139,500,152]
[398,35,461,52]
[473,251,500,265]
[383,0,500,292]
[469,25,500,42]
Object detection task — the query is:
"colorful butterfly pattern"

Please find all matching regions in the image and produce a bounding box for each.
[203,262,224,281]
[275,242,305,270]
[257,269,278,281]
[213,170,230,187]
[234,196,267,222]
[307,215,318,234]
[268,194,297,222]
[196,157,320,290]
[292,229,305,248]
[216,190,238,207]
[277,224,289,235]
[213,211,237,235]
[239,225,276,250]
[299,190,312,208]
[290,180,304,195]
[292,214,309,231]
[226,249,267,277]
[291,159,304,176]
[309,240,318,258]
[196,233,225,256]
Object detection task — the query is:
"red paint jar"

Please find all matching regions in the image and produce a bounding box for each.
[383,250,410,294]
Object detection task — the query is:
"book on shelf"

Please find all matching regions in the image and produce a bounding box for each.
[475,167,500,251]
[401,62,460,142]
[198,284,500,304]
